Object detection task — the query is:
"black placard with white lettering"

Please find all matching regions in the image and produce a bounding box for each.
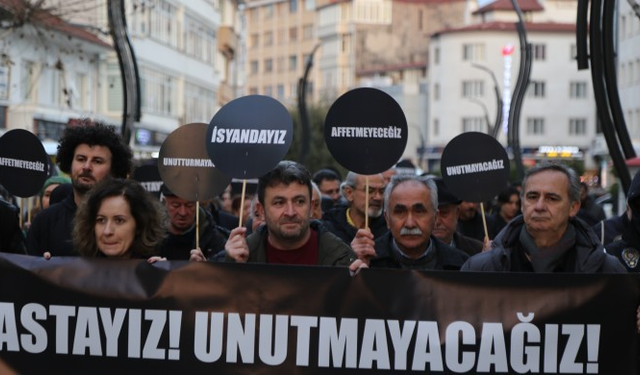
[206,95,293,179]
[0,129,49,197]
[440,132,510,202]
[158,123,231,201]
[132,164,162,198]
[324,88,408,175]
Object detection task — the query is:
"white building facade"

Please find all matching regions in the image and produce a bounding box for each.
[427,21,598,173]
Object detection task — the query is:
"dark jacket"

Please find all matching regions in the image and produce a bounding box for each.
[322,205,388,245]
[462,216,626,273]
[158,207,229,260]
[452,232,483,257]
[370,232,469,270]
[592,214,629,247]
[0,200,25,254]
[26,195,78,256]
[220,220,356,266]
[457,212,495,241]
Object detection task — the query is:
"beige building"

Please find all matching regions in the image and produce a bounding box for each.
[243,0,320,107]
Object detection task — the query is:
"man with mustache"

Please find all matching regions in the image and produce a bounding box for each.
[26,121,133,256]
[322,171,388,245]
[351,175,469,270]
[192,161,363,271]
[462,163,625,273]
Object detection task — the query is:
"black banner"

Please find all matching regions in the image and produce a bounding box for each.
[0,253,637,374]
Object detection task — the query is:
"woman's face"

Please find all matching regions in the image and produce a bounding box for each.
[94,196,136,258]
[42,183,60,209]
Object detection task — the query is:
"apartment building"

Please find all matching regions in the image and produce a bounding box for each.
[427,0,597,172]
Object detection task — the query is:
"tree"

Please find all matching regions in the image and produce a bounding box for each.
[286,105,347,177]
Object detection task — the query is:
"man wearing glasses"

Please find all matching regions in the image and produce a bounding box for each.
[322,171,388,245]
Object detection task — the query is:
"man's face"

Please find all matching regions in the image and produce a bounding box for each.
[71,144,113,194]
[432,203,459,244]
[500,194,520,221]
[260,182,311,244]
[385,181,437,256]
[522,170,580,238]
[318,179,341,202]
[458,201,478,220]
[311,187,323,220]
[164,196,196,234]
[346,174,386,218]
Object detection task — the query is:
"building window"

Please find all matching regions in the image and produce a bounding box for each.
[462,80,484,98]
[569,118,587,135]
[303,24,313,40]
[184,82,216,123]
[526,118,545,135]
[462,43,485,62]
[184,15,216,63]
[433,83,440,101]
[277,57,285,72]
[264,4,274,18]
[0,105,6,129]
[305,0,315,10]
[570,81,588,98]
[533,43,546,60]
[265,58,273,73]
[289,27,298,41]
[149,0,179,47]
[250,33,259,48]
[528,80,546,98]
[264,31,273,46]
[264,85,273,97]
[277,84,285,99]
[250,60,259,75]
[433,118,439,136]
[289,55,298,71]
[434,47,440,65]
[289,0,298,13]
[140,68,176,116]
[249,87,258,95]
[570,44,577,61]
[462,117,484,132]
[21,60,35,102]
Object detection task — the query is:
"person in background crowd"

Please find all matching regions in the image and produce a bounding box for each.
[605,170,640,271]
[0,197,26,254]
[232,193,253,227]
[39,176,71,210]
[27,121,133,257]
[381,168,397,184]
[156,184,228,260]
[491,186,520,235]
[351,175,469,269]
[70,178,165,259]
[49,183,73,207]
[322,172,388,244]
[431,178,483,256]
[576,182,606,226]
[245,195,265,235]
[191,160,363,272]
[311,181,323,220]
[462,163,625,273]
[457,200,495,243]
[312,168,342,204]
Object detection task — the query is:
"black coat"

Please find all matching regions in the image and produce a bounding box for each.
[370,232,469,270]
[322,205,388,245]
[26,195,77,256]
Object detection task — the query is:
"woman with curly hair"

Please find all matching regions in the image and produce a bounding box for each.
[72,178,166,259]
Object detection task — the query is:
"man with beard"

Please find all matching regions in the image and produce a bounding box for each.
[322,172,388,244]
[350,175,469,269]
[26,121,133,256]
[191,161,360,268]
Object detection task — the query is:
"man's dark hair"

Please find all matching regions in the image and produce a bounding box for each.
[257,160,312,205]
[312,169,341,185]
[497,186,519,204]
[57,120,133,178]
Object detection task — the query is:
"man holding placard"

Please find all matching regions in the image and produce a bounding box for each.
[26,122,133,257]
[191,161,358,267]
[157,184,228,260]
[351,175,469,270]
[462,163,625,273]
[322,172,388,245]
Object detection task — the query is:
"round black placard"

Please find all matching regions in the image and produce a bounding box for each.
[206,95,293,179]
[158,123,231,201]
[440,132,510,202]
[324,88,408,175]
[0,129,49,197]
[132,164,163,198]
